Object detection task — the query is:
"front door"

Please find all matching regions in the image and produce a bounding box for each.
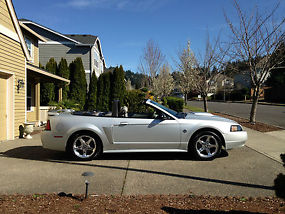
[0,77,7,141]
[112,117,180,150]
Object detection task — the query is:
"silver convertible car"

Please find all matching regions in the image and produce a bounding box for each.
[41,99,247,161]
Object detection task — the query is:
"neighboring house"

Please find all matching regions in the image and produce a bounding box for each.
[233,73,251,90]
[19,19,106,88]
[208,74,234,94]
[0,0,69,141]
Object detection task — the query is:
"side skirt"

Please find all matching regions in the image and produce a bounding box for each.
[103,149,188,153]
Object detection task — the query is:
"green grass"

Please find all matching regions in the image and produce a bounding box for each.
[184,105,204,112]
[184,105,215,113]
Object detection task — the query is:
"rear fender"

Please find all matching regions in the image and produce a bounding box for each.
[65,124,107,146]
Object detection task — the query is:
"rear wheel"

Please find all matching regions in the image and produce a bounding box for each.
[190,131,222,160]
[67,133,102,161]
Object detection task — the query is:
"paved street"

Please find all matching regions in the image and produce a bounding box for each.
[0,133,284,197]
[188,101,285,128]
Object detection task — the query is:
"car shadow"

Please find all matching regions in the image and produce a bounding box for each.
[0,146,228,161]
[0,146,274,191]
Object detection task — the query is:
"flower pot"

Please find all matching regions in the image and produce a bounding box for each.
[23,122,34,139]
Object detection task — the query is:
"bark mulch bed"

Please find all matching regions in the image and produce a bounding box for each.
[214,113,283,133]
[0,194,284,214]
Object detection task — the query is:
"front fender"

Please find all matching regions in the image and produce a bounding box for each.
[180,124,226,150]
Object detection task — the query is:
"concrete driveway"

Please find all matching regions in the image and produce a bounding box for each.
[0,133,284,197]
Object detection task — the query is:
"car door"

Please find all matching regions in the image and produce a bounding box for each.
[112,115,181,150]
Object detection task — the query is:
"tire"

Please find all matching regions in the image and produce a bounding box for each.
[189,131,222,160]
[67,132,102,161]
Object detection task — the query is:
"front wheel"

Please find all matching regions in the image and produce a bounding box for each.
[189,131,222,160]
[67,133,102,161]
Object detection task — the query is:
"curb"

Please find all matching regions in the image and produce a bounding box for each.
[209,100,285,107]
[214,111,285,131]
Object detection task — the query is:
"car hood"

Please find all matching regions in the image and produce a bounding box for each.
[185,112,237,124]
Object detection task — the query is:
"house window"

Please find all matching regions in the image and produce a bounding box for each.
[26,83,35,111]
[101,63,104,73]
[27,83,32,111]
[94,50,99,68]
[25,37,33,60]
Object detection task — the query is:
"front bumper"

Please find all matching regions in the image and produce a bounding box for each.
[223,131,248,150]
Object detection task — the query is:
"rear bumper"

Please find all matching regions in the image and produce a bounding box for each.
[223,131,248,150]
[41,131,67,152]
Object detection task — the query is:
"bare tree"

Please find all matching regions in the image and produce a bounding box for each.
[192,34,227,112]
[153,64,174,97]
[175,41,197,104]
[225,0,285,123]
[138,40,165,90]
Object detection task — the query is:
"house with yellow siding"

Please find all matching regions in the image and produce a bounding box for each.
[0,0,69,141]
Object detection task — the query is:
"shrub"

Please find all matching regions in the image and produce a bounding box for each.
[85,71,97,111]
[141,87,148,92]
[69,57,87,110]
[162,97,168,108]
[230,88,249,101]
[124,90,147,113]
[102,72,111,111]
[111,65,126,106]
[41,58,57,105]
[274,154,285,199]
[57,58,69,100]
[49,99,81,111]
[96,74,104,111]
[165,97,184,112]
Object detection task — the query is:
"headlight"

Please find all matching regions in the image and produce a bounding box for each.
[230,125,243,132]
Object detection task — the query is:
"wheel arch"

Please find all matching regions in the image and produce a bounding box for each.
[65,130,103,152]
[188,128,225,150]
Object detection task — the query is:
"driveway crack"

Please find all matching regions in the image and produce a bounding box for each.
[120,160,130,196]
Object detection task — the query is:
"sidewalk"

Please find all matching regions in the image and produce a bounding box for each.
[244,128,285,164]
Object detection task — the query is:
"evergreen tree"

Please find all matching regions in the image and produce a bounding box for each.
[69,57,87,109]
[86,71,98,110]
[41,58,56,105]
[102,72,111,111]
[96,74,104,111]
[57,58,70,100]
[111,65,126,106]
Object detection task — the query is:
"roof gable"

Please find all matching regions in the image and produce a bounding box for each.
[19,22,47,42]
[19,19,80,44]
[3,0,31,60]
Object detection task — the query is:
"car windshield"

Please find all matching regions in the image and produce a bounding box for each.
[149,100,185,119]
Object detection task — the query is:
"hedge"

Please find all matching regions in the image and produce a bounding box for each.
[165,97,184,112]
[124,90,147,113]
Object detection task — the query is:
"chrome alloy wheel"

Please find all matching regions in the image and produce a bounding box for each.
[73,135,97,159]
[195,134,219,158]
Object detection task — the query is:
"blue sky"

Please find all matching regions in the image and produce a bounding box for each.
[13,0,285,72]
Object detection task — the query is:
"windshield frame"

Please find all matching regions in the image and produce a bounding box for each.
[148,100,185,119]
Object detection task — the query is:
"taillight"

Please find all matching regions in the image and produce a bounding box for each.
[45,120,51,131]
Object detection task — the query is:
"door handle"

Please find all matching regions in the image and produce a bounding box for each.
[119,122,128,126]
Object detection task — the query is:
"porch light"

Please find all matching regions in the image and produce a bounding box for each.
[17,79,24,93]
